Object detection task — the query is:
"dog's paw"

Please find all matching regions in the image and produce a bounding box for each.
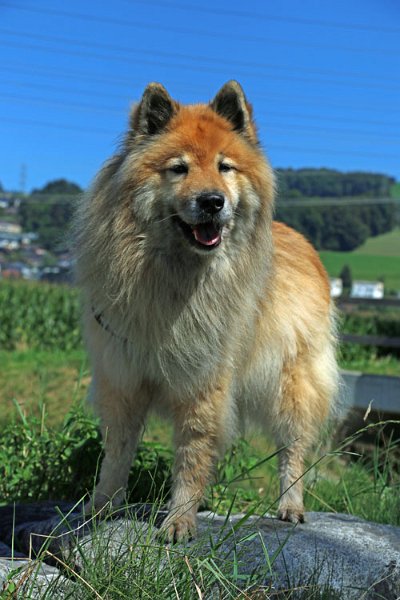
[158,513,197,544]
[277,506,305,524]
[83,497,109,517]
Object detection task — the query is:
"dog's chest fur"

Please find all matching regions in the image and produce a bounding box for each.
[96,254,259,398]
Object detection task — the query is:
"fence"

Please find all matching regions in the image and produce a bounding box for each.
[337,297,400,414]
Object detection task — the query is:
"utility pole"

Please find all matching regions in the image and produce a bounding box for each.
[19,163,27,194]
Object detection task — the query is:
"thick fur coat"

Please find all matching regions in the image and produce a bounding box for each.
[74,81,339,541]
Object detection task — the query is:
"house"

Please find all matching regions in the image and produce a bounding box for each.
[0,231,37,251]
[0,221,22,235]
[350,281,384,300]
[329,278,343,298]
[0,197,10,210]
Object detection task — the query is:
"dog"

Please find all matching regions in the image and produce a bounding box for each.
[74,81,339,542]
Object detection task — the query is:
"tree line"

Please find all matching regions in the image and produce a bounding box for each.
[276,168,395,199]
[8,170,400,253]
[275,168,397,251]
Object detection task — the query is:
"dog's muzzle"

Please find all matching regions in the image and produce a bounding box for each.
[174,192,232,251]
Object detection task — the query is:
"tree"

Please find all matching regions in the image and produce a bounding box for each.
[340,265,352,295]
[276,167,396,199]
[31,179,82,196]
[19,181,80,251]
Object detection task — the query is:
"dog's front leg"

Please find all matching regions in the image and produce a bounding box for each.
[160,381,232,542]
[85,372,149,514]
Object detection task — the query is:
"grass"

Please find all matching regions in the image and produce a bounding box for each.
[0,349,88,425]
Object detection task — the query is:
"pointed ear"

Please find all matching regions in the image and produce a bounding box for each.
[130,83,177,136]
[210,80,257,143]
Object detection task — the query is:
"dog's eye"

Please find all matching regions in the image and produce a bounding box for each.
[219,162,235,173]
[168,163,188,175]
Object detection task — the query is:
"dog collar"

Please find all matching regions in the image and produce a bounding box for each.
[92,306,129,344]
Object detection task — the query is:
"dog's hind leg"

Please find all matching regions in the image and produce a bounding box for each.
[85,371,149,513]
[273,355,334,523]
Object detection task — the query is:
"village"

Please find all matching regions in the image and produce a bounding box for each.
[0,194,72,283]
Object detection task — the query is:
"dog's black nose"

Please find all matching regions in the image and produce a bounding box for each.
[197,192,225,214]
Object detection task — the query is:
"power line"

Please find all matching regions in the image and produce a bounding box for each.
[3,63,400,117]
[2,92,400,144]
[2,39,400,93]
[3,78,399,129]
[0,93,124,115]
[123,0,400,35]
[1,1,399,57]
[0,77,129,102]
[0,62,143,90]
[261,124,400,144]
[1,117,399,160]
[265,143,398,160]
[0,27,398,83]
[0,22,397,59]
[0,116,118,136]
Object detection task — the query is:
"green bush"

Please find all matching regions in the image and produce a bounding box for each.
[0,402,172,504]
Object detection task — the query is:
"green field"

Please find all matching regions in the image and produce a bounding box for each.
[320,228,400,291]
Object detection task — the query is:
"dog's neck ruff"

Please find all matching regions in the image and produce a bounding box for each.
[92,307,129,344]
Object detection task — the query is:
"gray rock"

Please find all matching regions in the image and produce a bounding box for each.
[0,503,399,598]
[57,510,400,599]
[195,511,400,599]
[0,557,73,599]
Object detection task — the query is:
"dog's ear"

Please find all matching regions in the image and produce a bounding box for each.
[131,83,177,136]
[210,81,258,143]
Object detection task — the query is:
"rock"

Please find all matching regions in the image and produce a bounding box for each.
[0,557,74,599]
[0,503,399,598]
[195,511,400,599]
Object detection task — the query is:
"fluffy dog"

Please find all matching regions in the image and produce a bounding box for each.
[74,81,339,541]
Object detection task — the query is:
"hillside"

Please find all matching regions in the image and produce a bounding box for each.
[320,228,400,291]
[354,227,400,257]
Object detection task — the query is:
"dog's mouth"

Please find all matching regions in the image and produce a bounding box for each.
[173,216,223,251]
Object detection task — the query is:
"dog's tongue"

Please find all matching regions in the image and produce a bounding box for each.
[192,222,221,246]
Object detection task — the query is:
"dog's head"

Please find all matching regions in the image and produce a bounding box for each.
[121,81,274,255]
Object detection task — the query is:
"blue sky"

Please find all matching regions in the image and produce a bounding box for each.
[1,0,399,192]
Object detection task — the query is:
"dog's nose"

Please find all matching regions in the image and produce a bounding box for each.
[197,192,225,215]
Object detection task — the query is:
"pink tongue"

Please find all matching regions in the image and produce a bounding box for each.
[192,223,221,246]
